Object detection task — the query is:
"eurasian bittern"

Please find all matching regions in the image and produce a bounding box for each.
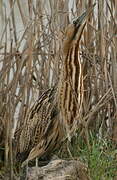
[58,4,95,140]
[14,4,95,167]
[14,86,64,167]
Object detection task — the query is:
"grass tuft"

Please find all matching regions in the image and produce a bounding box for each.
[60,132,117,180]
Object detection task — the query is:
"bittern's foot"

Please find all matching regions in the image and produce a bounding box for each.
[67,141,74,159]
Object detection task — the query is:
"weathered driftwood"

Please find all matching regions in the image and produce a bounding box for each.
[27,159,91,180]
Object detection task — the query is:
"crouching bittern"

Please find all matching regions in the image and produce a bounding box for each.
[14,5,95,167]
[14,86,64,167]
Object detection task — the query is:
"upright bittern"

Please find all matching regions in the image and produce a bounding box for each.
[58,5,95,140]
[14,5,95,167]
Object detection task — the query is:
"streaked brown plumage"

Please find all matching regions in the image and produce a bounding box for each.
[14,5,95,167]
[14,87,64,166]
[58,6,95,139]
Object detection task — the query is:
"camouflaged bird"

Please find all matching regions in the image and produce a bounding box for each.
[14,87,64,166]
[58,5,95,140]
[14,5,95,167]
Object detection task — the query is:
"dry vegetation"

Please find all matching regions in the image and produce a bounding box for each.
[0,0,117,179]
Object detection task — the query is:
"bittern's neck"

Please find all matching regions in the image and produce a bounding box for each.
[63,22,86,57]
[62,23,86,94]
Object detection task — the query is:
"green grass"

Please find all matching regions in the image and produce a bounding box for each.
[60,132,117,180]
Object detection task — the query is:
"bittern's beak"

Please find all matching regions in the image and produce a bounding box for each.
[73,3,96,28]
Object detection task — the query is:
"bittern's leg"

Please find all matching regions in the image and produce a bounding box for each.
[25,161,28,180]
[36,158,38,167]
[20,161,28,180]
[67,140,73,159]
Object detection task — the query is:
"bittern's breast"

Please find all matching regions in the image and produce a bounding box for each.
[58,42,81,130]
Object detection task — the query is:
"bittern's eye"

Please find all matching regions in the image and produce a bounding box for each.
[73,19,80,29]
[73,19,78,25]
[73,20,77,25]
[72,17,80,27]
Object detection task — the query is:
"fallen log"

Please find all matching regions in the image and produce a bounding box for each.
[27,159,91,180]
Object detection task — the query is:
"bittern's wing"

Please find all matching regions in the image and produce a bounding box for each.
[14,86,62,163]
[21,104,62,167]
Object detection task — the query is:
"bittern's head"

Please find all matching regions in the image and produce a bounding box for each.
[64,4,96,42]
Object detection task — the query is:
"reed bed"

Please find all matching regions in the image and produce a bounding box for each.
[0,0,116,179]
